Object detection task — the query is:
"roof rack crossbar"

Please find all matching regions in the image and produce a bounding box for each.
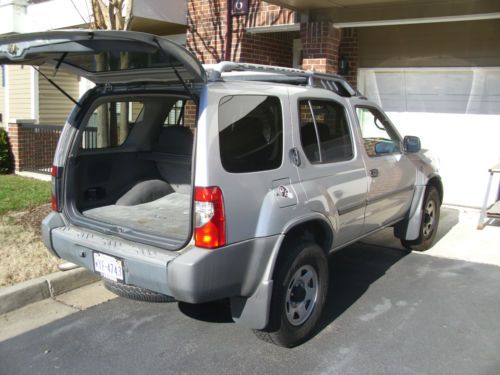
[204,61,362,98]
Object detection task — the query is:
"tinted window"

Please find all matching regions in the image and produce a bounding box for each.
[299,100,353,163]
[219,95,283,173]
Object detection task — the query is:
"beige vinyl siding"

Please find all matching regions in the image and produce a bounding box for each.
[8,65,33,121]
[358,19,500,68]
[131,101,144,120]
[38,65,80,125]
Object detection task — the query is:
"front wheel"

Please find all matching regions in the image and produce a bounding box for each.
[401,186,440,251]
[253,241,328,347]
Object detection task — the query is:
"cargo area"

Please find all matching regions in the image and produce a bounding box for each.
[66,94,196,246]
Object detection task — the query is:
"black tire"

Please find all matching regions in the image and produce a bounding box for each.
[401,186,440,252]
[253,241,328,348]
[103,280,176,303]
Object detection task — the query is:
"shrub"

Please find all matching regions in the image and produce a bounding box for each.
[0,128,12,174]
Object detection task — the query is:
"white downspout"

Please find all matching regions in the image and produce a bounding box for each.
[31,66,39,123]
[4,66,9,126]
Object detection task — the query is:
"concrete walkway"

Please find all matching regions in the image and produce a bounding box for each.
[0,281,117,342]
[363,205,500,267]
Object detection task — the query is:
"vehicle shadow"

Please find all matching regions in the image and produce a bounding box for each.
[315,243,409,335]
[177,243,411,331]
[177,207,460,342]
[178,299,233,323]
[433,206,460,243]
[359,206,460,250]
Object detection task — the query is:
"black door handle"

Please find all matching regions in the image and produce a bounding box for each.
[370,168,379,177]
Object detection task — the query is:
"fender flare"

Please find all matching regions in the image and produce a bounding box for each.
[231,212,334,329]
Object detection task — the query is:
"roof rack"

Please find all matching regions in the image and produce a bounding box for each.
[204,61,363,98]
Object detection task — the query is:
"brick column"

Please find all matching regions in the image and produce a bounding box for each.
[338,28,359,88]
[7,123,21,172]
[301,22,341,73]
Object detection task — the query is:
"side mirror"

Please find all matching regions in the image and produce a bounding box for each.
[374,140,397,155]
[404,135,421,153]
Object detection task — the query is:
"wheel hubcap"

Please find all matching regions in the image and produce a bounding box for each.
[423,199,436,238]
[285,265,319,326]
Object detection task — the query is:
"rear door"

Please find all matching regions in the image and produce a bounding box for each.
[353,102,416,232]
[290,89,368,248]
[0,30,206,84]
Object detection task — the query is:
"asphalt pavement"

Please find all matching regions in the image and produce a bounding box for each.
[1,243,499,375]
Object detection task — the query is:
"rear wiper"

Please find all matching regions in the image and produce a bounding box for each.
[33,65,81,107]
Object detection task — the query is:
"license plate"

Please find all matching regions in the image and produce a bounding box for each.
[93,252,124,282]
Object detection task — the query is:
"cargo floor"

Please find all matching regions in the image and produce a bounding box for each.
[83,192,190,240]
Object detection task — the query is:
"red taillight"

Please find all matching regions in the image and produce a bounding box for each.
[51,192,58,211]
[194,186,226,249]
[51,165,62,212]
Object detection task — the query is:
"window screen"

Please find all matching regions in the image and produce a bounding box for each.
[219,95,283,173]
[299,100,353,163]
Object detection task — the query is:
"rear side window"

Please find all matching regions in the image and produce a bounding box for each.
[219,95,283,173]
[81,101,144,149]
[298,100,353,163]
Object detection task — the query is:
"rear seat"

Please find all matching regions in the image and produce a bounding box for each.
[150,126,193,194]
[116,126,193,206]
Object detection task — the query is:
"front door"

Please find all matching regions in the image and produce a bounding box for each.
[354,105,415,232]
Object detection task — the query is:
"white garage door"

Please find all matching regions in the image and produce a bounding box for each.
[358,67,500,208]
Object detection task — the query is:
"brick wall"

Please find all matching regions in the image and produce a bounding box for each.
[183,100,198,129]
[8,122,61,173]
[187,0,296,66]
[186,1,360,86]
[338,28,359,88]
[301,22,341,74]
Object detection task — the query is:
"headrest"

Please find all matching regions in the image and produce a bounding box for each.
[153,126,193,155]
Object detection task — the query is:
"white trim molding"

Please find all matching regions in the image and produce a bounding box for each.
[4,66,9,126]
[245,23,301,34]
[31,66,39,123]
[333,12,500,28]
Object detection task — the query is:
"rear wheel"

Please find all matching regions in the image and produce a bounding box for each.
[401,186,440,251]
[253,241,328,347]
[103,280,175,303]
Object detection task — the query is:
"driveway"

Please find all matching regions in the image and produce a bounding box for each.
[1,240,499,375]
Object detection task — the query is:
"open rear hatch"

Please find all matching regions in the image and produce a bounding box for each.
[0,30,206,250]
[0,29,206,84]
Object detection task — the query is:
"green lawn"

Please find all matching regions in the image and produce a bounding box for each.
[0,175,51,214]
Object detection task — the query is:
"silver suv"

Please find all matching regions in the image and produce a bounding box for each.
[0,31,443,347]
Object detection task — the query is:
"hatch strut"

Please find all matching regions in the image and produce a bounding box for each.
[152,38,198,104]
[33,65,81,107]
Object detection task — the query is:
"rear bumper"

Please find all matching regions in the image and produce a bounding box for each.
[42,212,278,303]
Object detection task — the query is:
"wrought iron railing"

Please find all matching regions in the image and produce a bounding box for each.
[19,124,97,175]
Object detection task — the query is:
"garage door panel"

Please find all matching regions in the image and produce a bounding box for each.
[359,68,500,207]
[367,70,500,115]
